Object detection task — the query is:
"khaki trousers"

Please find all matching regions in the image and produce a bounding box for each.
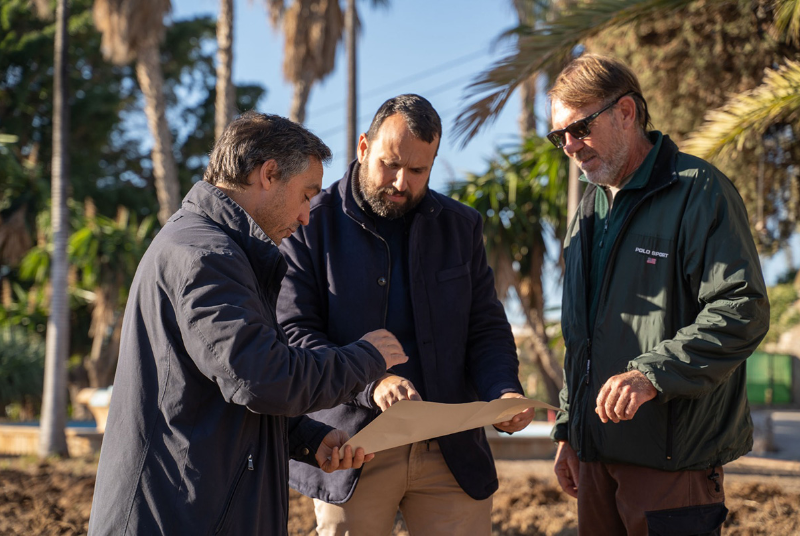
[313,440,493,536]
[577,461,727,536]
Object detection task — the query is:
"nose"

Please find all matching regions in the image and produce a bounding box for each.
[298,204,310,226]
[392,169,408,192]
[562,132,584,156]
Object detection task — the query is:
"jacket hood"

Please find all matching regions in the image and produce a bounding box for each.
[180,181,287,288]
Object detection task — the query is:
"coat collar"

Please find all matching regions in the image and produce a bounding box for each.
[338,159,442,229]
[179,181,287,288]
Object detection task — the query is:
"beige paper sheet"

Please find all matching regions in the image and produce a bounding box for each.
[342,398,560,456]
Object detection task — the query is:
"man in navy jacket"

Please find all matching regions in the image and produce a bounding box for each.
[278,95,534,535]
[89,112,407,535]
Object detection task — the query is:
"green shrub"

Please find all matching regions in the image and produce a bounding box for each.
[0,325,45,420]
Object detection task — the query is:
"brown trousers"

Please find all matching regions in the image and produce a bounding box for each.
[313,440,493,536]
[577,461,727,536]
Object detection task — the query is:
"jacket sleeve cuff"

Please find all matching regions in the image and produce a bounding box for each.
[551,422,569,443]
[485,382,525,402]
[288,416,335,467]
[626,360,667,402]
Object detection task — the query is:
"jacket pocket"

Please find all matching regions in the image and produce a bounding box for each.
[214,453,252,534]
[436,262,470,282]
[645,502,728,536]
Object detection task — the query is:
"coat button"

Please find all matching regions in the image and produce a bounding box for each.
[301,447,310,456]
[377,277,387,286]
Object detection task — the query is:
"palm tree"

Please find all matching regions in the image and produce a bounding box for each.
[453,0,693,145]
[93,0,181,226]
[69,202,156,387]
[449,135,569,404]
[215,0,236,140]
[267,0,344,124]
[39,0,70,458]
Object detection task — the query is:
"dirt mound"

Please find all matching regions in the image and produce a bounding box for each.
[0,462,94,535]
[2,457,800,535]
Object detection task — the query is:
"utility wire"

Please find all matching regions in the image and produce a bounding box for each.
[315,72,477,140]
[309,48,489,119]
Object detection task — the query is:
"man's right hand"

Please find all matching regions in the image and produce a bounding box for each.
[373,374,422,411]
[360,329,408,369]
[554,440,579,499]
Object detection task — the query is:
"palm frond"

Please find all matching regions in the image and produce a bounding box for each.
[262,0,285,29]
[774,0,800,46]
[452,0,693,146]
[682,59,800,160]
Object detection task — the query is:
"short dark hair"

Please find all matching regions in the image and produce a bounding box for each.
[548,54,651,131]
[366,94,442,146]
[203,111,332,188]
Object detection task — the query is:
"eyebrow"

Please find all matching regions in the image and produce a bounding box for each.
[307,185,321,196]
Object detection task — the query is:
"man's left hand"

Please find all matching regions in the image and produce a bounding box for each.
[494,392,536,433]
[315,429,374,473]
[595,370,657,423]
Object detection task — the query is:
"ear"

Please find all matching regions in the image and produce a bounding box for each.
[356,133,369,164]
[258,160,280,191]
[618,95,639,130]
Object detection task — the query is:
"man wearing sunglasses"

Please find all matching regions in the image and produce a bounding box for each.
[549,54,769,535]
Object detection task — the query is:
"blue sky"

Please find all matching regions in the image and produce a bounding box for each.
[171,0,533,192]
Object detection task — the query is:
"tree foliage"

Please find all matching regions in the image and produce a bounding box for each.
[0,0,265,221]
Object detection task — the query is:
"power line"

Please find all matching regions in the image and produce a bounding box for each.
[309,47,490,119]
[315,71,477,140]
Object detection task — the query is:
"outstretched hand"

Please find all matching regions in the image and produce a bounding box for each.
[316,429,374,473]
[494,392,536,433]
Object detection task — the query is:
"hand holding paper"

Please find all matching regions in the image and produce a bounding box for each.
[341,397,560,458]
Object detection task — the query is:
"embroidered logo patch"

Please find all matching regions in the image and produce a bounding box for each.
[635,246,669,260]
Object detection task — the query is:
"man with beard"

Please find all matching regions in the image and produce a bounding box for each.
[277,94,534,534]
[549,54,769,535]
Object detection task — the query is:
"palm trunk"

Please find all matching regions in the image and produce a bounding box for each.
[39,0,70,458]
[86,285,123,388]
[518,74,537,137]
[567,160,581,223]
[513,0,537,138]
[345,0,357,163]
[289,75,313,124]
[136,42,181,225]
[215,0,235,140]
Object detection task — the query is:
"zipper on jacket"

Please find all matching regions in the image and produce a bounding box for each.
[585,339,592,385]
[598,216,610,249]
[666,401,674,460]
[214,453,251,534]
[247,454,254,470]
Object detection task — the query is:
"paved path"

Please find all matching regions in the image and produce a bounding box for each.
[728,409,800,476]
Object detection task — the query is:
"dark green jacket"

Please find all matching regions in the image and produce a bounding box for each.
[553,134,769,471]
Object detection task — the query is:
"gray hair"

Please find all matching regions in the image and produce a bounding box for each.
[203,111,332,188]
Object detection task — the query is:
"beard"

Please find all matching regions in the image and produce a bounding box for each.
[357,159,427,220]
[576,126,630,188]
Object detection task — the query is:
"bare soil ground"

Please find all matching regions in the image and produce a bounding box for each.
[1,457,799,535]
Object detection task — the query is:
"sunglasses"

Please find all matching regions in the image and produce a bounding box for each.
[547,92,636,148]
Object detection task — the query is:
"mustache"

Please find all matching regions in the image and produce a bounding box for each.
[378,187,408,197]
[575,148,597,164]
